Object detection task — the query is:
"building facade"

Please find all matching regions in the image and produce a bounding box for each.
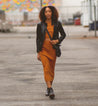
[81,0,98,26]
[59,0,82,21]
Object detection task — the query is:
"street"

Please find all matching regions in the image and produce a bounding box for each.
[0,29,98,106]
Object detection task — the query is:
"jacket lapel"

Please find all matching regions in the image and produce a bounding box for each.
[41,21,57,40]
[53,22,57,39]
[41,22,47,40]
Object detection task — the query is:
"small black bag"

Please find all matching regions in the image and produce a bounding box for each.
[45,28,61,57]
[52,44,61,57]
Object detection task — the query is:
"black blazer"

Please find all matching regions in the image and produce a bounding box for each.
[36,21,66,53]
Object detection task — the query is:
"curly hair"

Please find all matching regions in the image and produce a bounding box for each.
[39,6,59,23]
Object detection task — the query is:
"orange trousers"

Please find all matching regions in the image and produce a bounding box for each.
[40,55,56,82]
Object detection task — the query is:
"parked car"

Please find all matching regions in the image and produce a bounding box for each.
[0,20,13,32]
[89,21,98,31]
[62,18,74,25]
[74,17,81,25]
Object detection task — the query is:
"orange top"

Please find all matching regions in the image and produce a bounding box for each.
[39,21,56,60]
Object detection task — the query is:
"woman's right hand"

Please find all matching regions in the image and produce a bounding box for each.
[37,53,41,61]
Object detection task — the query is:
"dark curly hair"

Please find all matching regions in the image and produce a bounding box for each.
[39,6,59,23]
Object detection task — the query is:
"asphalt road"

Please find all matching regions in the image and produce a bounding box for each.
[0,31,98,106]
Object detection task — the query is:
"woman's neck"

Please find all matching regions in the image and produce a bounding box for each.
[46,19,51,23]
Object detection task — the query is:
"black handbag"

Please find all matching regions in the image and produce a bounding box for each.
[45,28,61,57]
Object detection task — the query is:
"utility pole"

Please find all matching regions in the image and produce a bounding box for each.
[40,0,43,9]
[94,4,97,37]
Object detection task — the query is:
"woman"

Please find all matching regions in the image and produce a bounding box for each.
[36,6,66,99]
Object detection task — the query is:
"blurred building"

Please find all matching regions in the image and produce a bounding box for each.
[6,9,23,26]
[3,0,56,26]
[81,0,98,26]
[59,0,82,22]
[0,0,83,26]
[0,10,6,21]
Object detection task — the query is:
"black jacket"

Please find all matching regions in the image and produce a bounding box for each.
[36,21,66,53]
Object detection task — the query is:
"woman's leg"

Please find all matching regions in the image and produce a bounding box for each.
[46,81,52,88]
[40,55,56,88]
[46,58,56,88]
[50,58,56,85]
[40,55,56,99]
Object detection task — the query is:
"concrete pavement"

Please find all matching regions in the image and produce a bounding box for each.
[0,28,98,106]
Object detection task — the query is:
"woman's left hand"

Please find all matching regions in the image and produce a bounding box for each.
[50,39,59,45]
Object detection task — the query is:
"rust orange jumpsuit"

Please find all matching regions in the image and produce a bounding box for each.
[39,21,56,82]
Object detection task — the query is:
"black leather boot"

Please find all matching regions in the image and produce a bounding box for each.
[49,87,55,99]
[45,88,50,96]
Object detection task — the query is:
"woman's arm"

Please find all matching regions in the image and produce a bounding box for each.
[36,23,41,61]
[50,21,66,45]
[58,21,66,44]
[36,23,41,53]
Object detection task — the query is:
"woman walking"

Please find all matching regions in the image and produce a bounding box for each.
[36,6,66,99]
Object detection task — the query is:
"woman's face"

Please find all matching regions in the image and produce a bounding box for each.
[45,7,52,20]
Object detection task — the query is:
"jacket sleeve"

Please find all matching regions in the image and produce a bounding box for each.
[58,21,66,44]
[36,23,41,53]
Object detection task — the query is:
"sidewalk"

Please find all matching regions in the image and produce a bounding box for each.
[0,25,98,39]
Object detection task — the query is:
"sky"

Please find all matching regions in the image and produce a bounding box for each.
[62,0,83,6]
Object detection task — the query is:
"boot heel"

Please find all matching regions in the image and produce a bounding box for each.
[49,88,55,99]
[49,94,55,99]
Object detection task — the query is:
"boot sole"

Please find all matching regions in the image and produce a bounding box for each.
[49,94,55,99]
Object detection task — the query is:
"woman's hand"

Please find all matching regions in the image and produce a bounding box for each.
[37,53,41,61]
[49,39,59,45]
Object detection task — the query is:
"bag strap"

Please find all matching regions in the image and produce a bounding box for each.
[46,28,61,46]
[45,28,52,40]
